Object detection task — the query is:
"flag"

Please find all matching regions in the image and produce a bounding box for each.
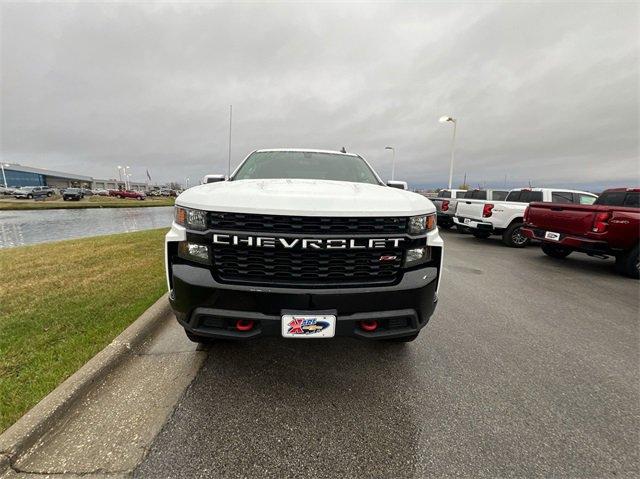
[146,169,151,181]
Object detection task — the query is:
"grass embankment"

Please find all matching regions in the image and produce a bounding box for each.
[0,196,175,210]
[0,228,168,432]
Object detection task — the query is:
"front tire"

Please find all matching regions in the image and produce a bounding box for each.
[472,230,491,239]
[27,194,33,199]
[502,222,529,248]
[541,243,572,259]
[615,245,639,279]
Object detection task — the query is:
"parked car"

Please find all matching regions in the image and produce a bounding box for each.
[80,188,94,196]
[432,189,468,229]
[454,188,598,247]
[62,188,84,201]
[13,186,49,199]
[109,189,146,200]
[93,189,109,196]
[522,188,639,278]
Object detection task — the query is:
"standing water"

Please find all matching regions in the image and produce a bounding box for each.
[0,207,174,248]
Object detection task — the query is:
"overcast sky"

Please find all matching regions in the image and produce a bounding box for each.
[1,1,638,190]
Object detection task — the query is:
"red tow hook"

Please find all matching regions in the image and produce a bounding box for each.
[359,320,379,332]
[235,319,255,332]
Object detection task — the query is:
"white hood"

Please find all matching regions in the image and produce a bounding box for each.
[176,179,435,217]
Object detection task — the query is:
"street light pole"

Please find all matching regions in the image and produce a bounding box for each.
[384,146,395,181]
[124,166,131,190]
[439,116,457,189]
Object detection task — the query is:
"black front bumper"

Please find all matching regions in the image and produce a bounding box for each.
[169,263,439,340]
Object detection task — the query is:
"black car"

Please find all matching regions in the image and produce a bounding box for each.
[62,188,84,201]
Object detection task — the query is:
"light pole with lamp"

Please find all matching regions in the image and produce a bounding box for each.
[185,177,190,189]
[439,116,457,190]
[384,146,396,181]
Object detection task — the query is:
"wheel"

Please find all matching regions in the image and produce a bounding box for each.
[502,222,529,248]
[47,192,52,197]
[541,243,572,259]
[27,194,33,199]
[385,333,419,343]
[615,245,639,279]
[185,330,214,344]
[472,230,492,239]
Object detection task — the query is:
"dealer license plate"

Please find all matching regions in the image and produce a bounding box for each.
[544,231,561,241]
[463,218,471,225]
[281,314,336,338]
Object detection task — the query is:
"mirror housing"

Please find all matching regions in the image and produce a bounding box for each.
[387,180,408,190]
[202,174,226,184]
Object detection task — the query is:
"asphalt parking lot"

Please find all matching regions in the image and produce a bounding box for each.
[135,230,639,478]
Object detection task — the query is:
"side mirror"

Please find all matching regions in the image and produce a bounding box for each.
[387,180,408,190]
[202,174,226,184]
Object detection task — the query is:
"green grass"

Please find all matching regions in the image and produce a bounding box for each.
[0,228,168,432]
[0,196,175,210]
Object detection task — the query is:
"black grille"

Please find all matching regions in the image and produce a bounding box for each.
[213,247,403,287]
[208,212,407,235]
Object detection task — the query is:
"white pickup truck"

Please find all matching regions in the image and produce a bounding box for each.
[166,148,444,344]
[454,188,598,247]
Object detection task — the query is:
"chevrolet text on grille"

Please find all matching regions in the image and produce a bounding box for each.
[212,234,404,249]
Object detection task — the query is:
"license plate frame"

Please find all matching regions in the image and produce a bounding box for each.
[281,313,336,339]
[463,218,471,225]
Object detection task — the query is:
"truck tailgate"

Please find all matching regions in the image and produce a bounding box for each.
[526,203,600,236]
[455,200,487,220]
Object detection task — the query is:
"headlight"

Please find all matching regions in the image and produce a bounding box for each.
[177,241,210,264]
[408,214,436,235]
[175,206,207,230]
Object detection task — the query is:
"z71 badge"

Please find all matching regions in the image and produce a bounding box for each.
[281,314,336,338]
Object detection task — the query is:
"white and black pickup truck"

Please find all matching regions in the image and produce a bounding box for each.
[165,149,444,343]
[454,188,598,247]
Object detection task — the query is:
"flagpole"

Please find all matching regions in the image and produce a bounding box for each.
[228,105,233,177]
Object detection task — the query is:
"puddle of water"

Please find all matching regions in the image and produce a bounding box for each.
[0,207,174,248]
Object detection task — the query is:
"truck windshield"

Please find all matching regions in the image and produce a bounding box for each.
[232,151,381,185]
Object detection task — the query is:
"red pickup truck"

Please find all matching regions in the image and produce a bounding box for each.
[108,189,146,200]
[522,188,639,278]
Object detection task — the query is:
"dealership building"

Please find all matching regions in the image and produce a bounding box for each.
[1,164,148,191]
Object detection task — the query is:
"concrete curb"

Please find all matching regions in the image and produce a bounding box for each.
[0,293,171,474]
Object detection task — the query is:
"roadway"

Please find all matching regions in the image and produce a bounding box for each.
[135,230,639,478]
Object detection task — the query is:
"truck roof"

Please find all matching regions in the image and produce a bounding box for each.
[255,148,360,158]
[509,187,596,196]
[602,187,640,193]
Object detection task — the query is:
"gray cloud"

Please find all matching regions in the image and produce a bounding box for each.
[1,1,638,189]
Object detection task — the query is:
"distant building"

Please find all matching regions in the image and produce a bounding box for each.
[2,164,148,191]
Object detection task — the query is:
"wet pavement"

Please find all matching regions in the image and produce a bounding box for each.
[134,231,640,478]
[0,207,173,248]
